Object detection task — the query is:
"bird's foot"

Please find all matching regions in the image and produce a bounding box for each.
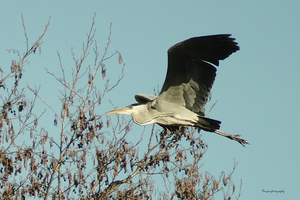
[214,129,249,147]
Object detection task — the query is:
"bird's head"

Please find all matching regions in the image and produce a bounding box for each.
[106,103,142,115]
[106,103,151,125]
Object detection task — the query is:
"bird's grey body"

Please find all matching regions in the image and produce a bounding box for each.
[133,94,199,126]
[107,34,248,146]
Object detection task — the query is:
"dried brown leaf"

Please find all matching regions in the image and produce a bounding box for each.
[118,53,123,64]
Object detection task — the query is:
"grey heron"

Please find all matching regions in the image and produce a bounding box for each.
[107,34,248,146]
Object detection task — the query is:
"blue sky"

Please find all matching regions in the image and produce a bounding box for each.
[1,1,299,199]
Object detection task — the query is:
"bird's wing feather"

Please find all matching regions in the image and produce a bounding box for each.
[135,94,157,104]
[158,34,239,115]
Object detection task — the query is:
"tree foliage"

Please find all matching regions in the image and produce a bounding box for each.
[0,14,242,200]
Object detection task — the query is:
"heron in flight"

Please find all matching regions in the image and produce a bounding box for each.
[107,34,248,146]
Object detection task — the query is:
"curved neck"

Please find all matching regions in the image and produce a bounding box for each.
[131,103,155,125]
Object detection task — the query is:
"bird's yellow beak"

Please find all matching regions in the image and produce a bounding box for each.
[106,108,127,114]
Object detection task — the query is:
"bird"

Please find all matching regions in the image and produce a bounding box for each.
[106,34,248,146]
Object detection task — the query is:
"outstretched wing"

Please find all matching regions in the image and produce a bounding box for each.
[158,34,239,115]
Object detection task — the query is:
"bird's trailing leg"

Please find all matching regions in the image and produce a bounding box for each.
[214,129,249,147]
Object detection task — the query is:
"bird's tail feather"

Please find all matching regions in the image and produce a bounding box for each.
[195,116,221,132]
